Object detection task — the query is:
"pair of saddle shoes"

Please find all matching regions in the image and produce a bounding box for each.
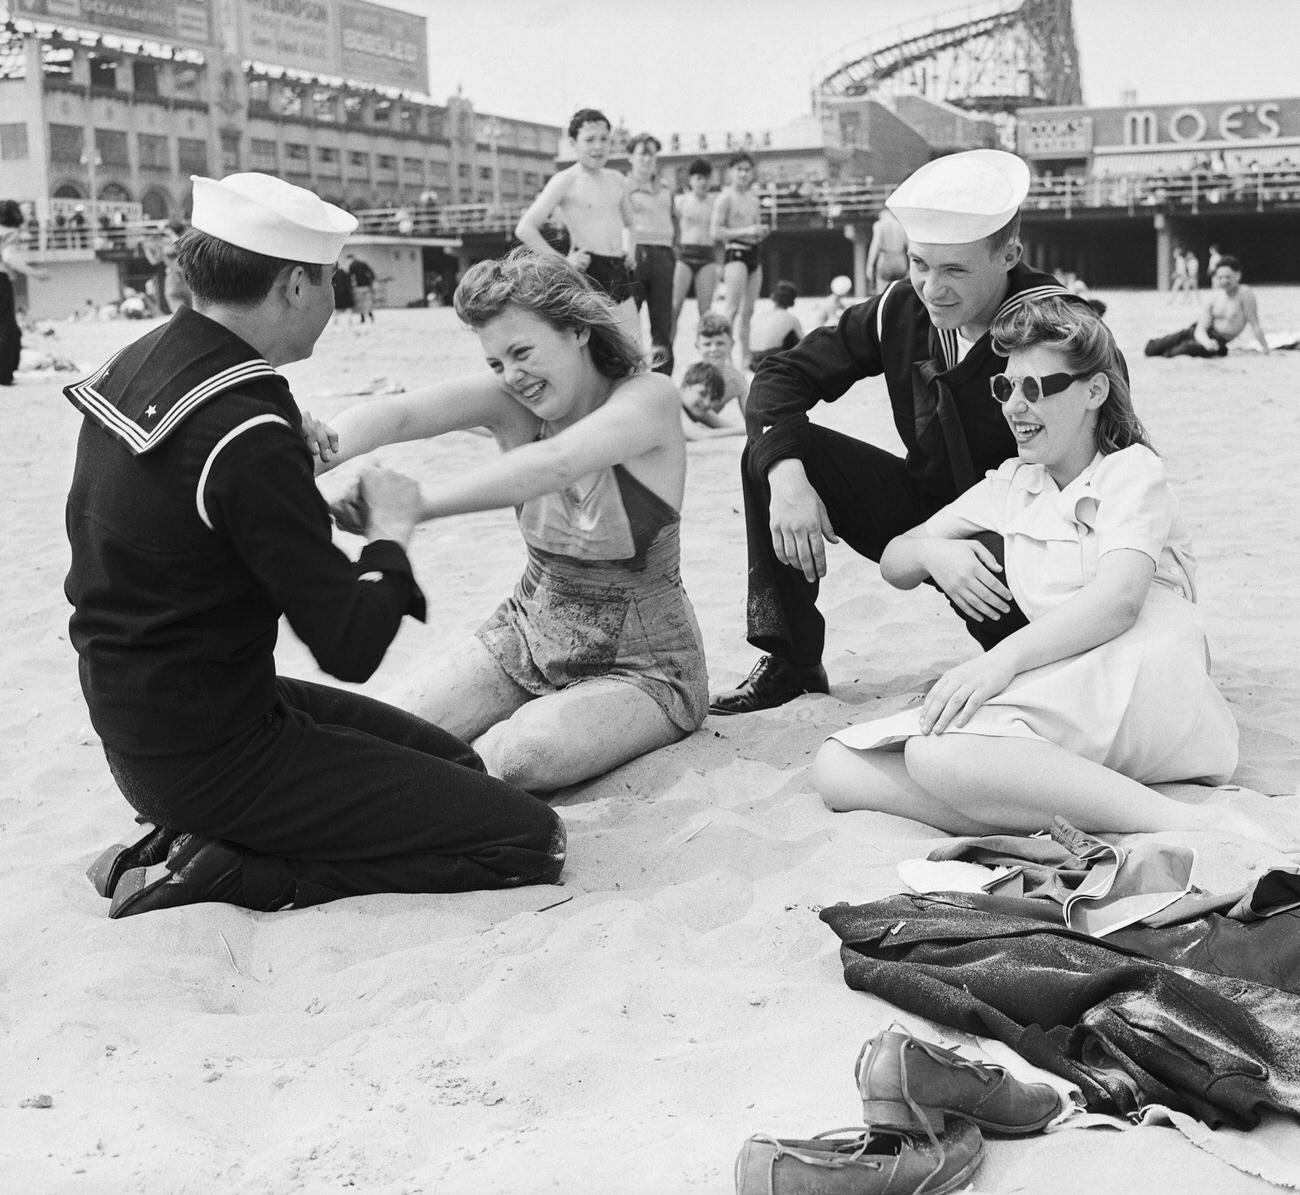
[736,1028,1063,1194]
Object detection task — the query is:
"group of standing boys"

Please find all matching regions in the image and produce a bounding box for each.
[514,109,769,374]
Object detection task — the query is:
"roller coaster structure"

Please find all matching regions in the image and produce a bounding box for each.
[815,0,1083,116]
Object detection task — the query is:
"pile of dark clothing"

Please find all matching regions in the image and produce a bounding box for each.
[821,819,1300,1129]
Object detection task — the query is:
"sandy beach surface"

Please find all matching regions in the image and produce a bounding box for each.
[3,285,1299,1193]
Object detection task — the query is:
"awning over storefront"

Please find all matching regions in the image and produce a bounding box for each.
[1091,142,1300,177]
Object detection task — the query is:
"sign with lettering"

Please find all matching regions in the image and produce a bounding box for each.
[340,0,427,93]
[1018,116,1093,157]
[241,0,339,76]
[12,0,429,92]
[12,0,213,48]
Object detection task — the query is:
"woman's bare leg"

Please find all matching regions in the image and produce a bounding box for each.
[474,679,686,793]
[904,733,1278,841]
[813,740,994,835]
[381,636,531,744]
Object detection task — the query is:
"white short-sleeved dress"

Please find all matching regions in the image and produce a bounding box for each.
[831,445,1239,785]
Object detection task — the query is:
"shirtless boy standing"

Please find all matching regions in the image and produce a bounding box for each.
[865,207,908,294]
[1145,255,1269,357]
[711,152,767,368]
[673,158,719,324]
[515,108,639,342]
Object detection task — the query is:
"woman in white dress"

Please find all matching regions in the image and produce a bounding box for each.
[813,295,1260,839]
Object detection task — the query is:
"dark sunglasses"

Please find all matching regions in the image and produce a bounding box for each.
[990,371,1093,403]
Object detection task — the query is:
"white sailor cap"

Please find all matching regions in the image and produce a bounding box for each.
[190,173,357,264]
[885,150,1030,245]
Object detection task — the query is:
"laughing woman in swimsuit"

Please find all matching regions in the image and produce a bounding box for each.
[310,248,708,792]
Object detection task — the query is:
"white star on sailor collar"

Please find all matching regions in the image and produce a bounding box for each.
[145,404,158,418]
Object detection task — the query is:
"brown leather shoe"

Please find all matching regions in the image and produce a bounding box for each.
[709,656,829,715]
[108,835,246,918]
[856,1029,1062,1136]
[735,1120,983,1195]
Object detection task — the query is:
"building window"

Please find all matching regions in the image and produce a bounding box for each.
[177,137,208,174]
[373,100,391,126]
[173,65,202,98]
[95,128,130,167]
[138,133,169,169]
[279,86,304,118]
[220,129,241,173]
[427,110,446,140]
[88,54,119,92]
[343,94,365,126]
[349,150,370,169]
[399,105,417,134]
[132,61,159,97]
[49,123,84,162]
[403,156,422,175]
[312,90,337,123]
[377,154,396,171]
[317,146,340,172]
[284,143,310,173]
[0,123,29,161]
[457,163,470,179]
[250,138,277,169]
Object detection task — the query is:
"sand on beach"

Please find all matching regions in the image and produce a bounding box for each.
[3,286,1299,1193]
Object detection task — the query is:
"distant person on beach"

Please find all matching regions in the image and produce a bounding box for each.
[311,248,708,793]
[1167,247,1195,304]
[711,151,767,368]
[693,311,749,413]
[515,108,640,346]
[865,206,908,294]
[331,257,354,325]
[64,173,564,918]
[748,280,803,371]
[161,220,192,312]
[679,361,744,440]
[815,275,855,327]
[708,150,1082,716]
[813,295,1264,842]
[1145,255,1269,357]
[672,158,719,325]
[1,198,51,387]
[625,132,677,375]
[345,252,377,322]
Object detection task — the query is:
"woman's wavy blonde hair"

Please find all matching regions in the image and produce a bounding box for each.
[454,247,645,379]
[991,295,1152,455]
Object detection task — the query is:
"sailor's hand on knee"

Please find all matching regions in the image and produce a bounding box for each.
[920,654,1016,734]
[929,540,1013,620]
[770,499,836,581]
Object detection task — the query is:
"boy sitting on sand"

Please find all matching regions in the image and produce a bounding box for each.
[680,362,744,440]
[694,312,749,414]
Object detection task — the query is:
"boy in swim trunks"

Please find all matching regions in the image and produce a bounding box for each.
[865,207,908,294]
[711,152,767,368]
[694,311,749,413]
[673,158,720,325]
[515,108,640,345]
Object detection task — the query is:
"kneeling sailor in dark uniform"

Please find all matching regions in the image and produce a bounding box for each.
[65,171,565,917]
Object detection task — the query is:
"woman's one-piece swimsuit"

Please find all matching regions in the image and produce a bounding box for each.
[476,441,708,732]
